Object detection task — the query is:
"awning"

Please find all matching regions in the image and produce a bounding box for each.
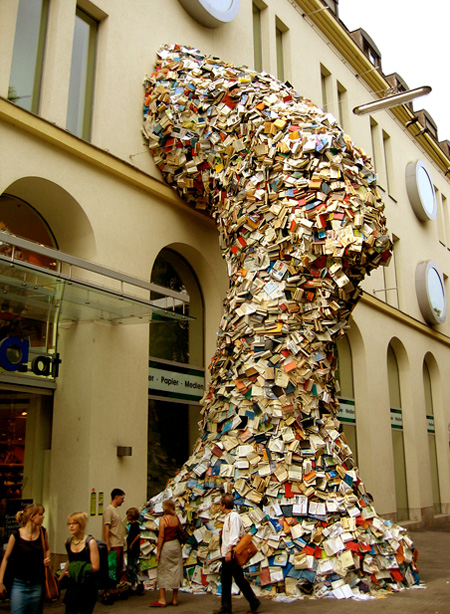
[0,232,192,326]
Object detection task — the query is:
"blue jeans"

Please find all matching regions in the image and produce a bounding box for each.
[10,578,43,614]
[126,552,140,585]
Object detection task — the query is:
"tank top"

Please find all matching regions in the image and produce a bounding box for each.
[12,529,45,583]
[162,516,179,543]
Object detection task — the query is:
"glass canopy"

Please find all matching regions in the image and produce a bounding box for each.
[0,232,192,327]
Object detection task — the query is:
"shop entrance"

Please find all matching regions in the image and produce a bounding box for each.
[0,388,53,550]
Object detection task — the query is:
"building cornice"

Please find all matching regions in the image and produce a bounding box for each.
[0,97,199,214]
[294,0,450,175]
[361,292,450,347]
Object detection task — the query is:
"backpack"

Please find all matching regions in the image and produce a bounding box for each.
[85,536,109,590]
[66,536,109,590]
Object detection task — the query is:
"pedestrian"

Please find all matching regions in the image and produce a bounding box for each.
[0,503,51,614]
[102,488,125,603]
[125,507,143,593]
[150,499,183,607]
[215,494,260,614]
[62,512,100,614]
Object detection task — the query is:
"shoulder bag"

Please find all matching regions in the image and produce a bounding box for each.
[232,533,258,567]
[176,518,188,544]
[40,528,60,602]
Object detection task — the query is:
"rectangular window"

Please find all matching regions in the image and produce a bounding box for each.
[382,130,395,197]
[275,19,287,82]
[437,189,446,246]
[370,117,381,176]
[320,64,331,113]
[9,0,49,113]
[252,3,262,72]
[382,234,399,309]
[66,8,98,140]
[443,194,450,249]
[337,81,347,130]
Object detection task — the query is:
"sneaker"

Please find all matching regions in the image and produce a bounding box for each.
[247,599,261,614]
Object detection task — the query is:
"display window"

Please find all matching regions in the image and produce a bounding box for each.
[147,249,204,499]
[0,391,53,549]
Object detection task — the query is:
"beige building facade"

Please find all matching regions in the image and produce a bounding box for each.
[0,0,449,557]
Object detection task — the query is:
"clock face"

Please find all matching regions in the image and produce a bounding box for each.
[405,160,437,222]
[177,0,240,28]
[415,261,447,325]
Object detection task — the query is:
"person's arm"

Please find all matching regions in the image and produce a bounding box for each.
[88,539,100,573]
[103,507,112,552]
[225,513,241,562]
[104,523,111,553]
[128,523,140,550]
[43,528,50,567]
[0,534,16,595]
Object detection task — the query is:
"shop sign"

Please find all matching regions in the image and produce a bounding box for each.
[337,398,356,424]
[390,408,403,430]
[149,359,204,403]
[427,415,435,434]
[0,336,61,378]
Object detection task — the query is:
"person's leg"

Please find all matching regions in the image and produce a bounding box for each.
[10,579,27,614]
[116,547,125,583]
[10,580,43,614]
[230,561,260,611]
[220,559,232,613]
[126,553,138,585]
[159,588,166,604]
[172,588,178,605]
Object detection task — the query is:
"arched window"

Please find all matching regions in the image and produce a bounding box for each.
[423,360,441,514]
[387,345,409,521]
[0,194,57,350]
[147,249,204,499]
[336,334,357,463]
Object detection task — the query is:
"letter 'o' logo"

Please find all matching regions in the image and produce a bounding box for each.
[0,337,29,371]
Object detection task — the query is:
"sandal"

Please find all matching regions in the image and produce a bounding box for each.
[150,602,167,607]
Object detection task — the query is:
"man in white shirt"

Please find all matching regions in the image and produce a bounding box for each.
[214,494,260,614]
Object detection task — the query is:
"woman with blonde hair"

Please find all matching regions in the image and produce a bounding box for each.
[62,511,99,614]
[150,499,183,607]
[0,503,50,613]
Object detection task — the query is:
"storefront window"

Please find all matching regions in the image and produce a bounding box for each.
[388,345,409,521]
[148,249,204,499]
[336,334,357,463]
[0,392,53,549]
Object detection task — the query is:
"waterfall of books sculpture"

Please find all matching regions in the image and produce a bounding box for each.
[141,45,419,599]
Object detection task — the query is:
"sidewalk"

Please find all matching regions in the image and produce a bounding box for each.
[2,528,449,614]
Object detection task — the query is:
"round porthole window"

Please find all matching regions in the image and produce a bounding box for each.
[405,160,437,222]
[177,0,240,28]
[415,261,447,325]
